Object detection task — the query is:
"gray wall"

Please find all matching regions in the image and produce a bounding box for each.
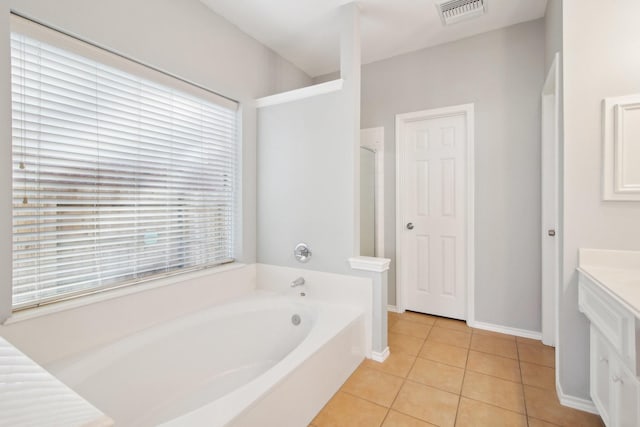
[544,0,563,71]
[360,148,375,257]
[360,20,545,331]
[559,0,640,399]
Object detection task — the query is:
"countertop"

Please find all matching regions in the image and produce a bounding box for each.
[578,248,640,319]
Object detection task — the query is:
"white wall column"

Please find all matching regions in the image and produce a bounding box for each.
[349,256,391,362]
[340,3,362,257]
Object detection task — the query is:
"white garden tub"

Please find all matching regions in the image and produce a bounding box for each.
[47,291,365,427]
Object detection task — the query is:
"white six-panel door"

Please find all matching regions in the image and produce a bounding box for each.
[397,106,472,320]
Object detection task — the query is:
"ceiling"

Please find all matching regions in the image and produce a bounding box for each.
[200,0,548,78]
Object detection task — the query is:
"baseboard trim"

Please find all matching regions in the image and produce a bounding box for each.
[371,347,390,363]
[468,320,542,341]
[387,305,403,313]
[556,382,599,414]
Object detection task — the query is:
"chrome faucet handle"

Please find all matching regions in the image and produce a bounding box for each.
[294,243,312,263]
[291,277,305,287]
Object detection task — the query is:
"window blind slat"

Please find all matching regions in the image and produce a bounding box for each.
[11,22,237,310]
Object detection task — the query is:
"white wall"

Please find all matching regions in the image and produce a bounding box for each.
[559,0,640,399]
[257,91,356,273]
[0,0,312,321]
[256,4,361,274]
[360,20,545,332]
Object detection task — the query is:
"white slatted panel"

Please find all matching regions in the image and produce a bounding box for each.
[10,19,237,310]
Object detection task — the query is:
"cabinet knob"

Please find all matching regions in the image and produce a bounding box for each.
[599,357,609,364]
[611,375,624,385]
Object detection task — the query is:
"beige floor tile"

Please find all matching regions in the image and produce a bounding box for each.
[312,391,388,427]
[470,334,518,359]
[341,366,404,407]
[518,342,555,367]
[524,385,604,427]
[382,410,437,427]
[521,361,555,390]
[388,332,425,356]
[362,352,417,378]
[392,381,459,427]
[434,317,470,332]
[466,350,521,382]
[419,341,468,368]
[472,328,516,341]
[388,311,401,323]
[407,357,465,394]
[527,417,561,427]
[455,397,527,427]
[399,311,437,325]
[391,320,432,339]
[461,371,525,413]
[388,312,401,331]
[516,336,544,346]
[426,326,471,349]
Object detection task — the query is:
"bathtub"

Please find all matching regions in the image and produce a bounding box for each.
[47,291,365,426]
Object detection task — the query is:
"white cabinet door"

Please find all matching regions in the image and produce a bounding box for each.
[591,327,612,426]
[611,358,640,427]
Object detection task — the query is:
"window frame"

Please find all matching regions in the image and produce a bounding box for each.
[5,13,241,314]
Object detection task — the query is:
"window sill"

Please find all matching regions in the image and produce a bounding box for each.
[3,262,247,326]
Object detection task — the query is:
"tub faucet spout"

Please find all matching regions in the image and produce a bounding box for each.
[291,277,305,287]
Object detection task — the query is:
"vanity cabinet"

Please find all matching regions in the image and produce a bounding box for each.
[579,269,640,427]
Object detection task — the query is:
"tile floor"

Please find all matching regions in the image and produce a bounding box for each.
[310,311,604,427]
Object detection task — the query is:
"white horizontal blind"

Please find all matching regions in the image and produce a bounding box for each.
[11,17,238,309]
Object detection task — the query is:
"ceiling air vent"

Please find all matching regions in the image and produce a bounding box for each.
[436,0,486,25]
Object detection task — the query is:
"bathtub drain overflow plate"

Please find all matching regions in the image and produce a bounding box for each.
[291,314,301,326]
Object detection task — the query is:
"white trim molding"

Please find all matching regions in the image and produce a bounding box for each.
[348,256,390,273]
[467,320,542,341]
[556,381,599,414]
[395,104,475,323]
[371,346,390,363]
[387,305,403,313]
[602,93,640,201]
[255,79,344,108]
[360,127,385,258]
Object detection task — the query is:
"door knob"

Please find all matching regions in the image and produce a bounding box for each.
[406,222,414,230]
[548,229,556,237]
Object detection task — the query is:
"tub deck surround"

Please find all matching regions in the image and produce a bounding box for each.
[0,336,113,427]
[0,264,257,366]
[256,263,374,357]
[349,256,391,362]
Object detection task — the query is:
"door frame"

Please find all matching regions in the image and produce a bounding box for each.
[361,127,385,257]
[541,52,560,346]
[395,104,475,321]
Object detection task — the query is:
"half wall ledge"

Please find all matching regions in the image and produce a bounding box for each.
[255,79,344,108]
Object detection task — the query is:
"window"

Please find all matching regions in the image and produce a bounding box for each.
[10,16,238,310]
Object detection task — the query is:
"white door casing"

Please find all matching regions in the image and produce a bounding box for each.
[396,105,474,321]
[361,127,385,258]
[541,52,560,347]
